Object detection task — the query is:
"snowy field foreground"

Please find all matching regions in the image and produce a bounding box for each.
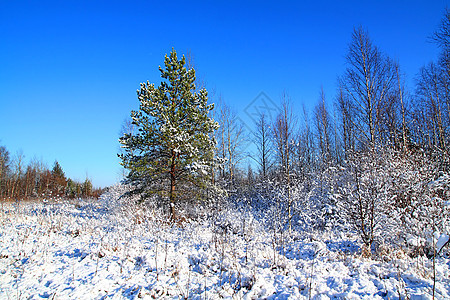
[1,189,449,299]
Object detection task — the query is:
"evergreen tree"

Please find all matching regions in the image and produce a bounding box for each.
[119,49,218,219]
[66,178,77,198]
[82,178,93,198]
[51,160,67,197]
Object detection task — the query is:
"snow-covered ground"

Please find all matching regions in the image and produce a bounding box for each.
[1,190,449,299]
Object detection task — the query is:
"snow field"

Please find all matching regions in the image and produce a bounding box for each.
[0,194,449,299]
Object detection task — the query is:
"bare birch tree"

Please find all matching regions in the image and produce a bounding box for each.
[216,99,247,185]
[314,87,333,164]
[340,26,396,149]
[252,112,273,180]
[272,94,297,231]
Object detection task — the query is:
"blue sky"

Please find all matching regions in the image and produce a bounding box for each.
[0,0,448,187]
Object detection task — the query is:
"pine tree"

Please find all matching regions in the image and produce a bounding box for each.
[51,160,67,197]
[82,178,93,198]
[119,49,219,219]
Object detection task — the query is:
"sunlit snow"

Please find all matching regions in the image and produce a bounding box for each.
[0,186,449,299]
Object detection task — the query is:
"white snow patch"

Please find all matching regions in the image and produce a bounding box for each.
[0,194,449,299]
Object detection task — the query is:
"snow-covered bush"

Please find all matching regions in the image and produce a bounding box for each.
[332,147,449,257]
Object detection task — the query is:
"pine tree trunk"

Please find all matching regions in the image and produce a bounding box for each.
[170,182,176,220]
[169,176,176,220]
[169,150,177,221]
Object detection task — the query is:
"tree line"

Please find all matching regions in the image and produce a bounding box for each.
[210,11,450,252]
[119,9,449,256]
[216,19,449,185]
[0,146,103,200]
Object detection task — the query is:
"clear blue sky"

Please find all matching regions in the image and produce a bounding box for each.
[0,0,448,187]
